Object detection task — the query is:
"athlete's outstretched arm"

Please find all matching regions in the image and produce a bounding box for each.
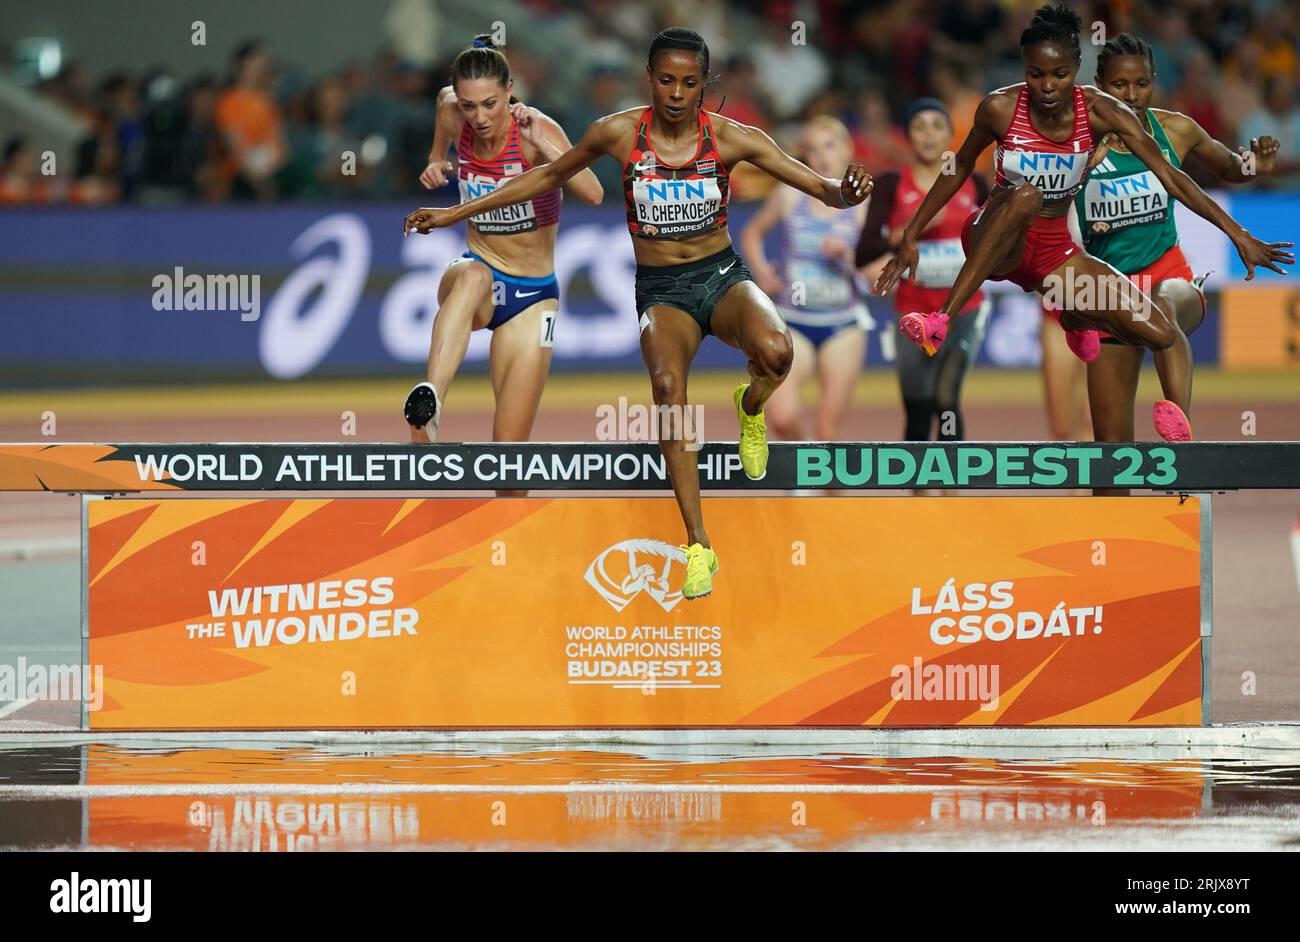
[1174,114,1280,184]
[874,95,998,295]
[1094,95,1293,278]
[404,115,616,234]
[724,121,870,209]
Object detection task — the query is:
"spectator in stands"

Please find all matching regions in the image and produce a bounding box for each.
[16,0,1300,205]
[558,62,636,204]
[285,76,370,199]
[338,52,431,200]
[931,0,1007,71]
[139,70,187,198]
[98,74,145,199]
[70,119,123,205]
[1220,35,1267,143]
[1252,6,1299,81]
[751,13,831,120]
[0,137,55,204]
[711,56,771,130]
[1239,76,1300,187]
[584,0,655,51]
[1189,0,1252,61]
[215,40,287,200]
[343,56,404,158]
[931,59,991,179]
[173,77,226,202]
[660,0,735,65]
[848,87,910,174]
[1174,48,1223,142]
[44,60,97,126]
[1147,9,1212,92]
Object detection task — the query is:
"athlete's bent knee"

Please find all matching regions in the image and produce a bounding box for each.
[648,368,685,404]
[1142,310,1179,351]
[752,331,794,379]
[458,262,493,295]
[1007,183,1044,220]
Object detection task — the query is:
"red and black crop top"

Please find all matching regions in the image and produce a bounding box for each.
[623,107,730,239]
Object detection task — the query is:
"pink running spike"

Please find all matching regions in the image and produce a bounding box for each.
[899,311,950,357]
[1153,400,1193,442]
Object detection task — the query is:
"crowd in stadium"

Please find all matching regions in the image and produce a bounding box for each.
[2,0,1298,205]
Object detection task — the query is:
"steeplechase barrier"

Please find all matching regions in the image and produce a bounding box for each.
[3,441,1299,734]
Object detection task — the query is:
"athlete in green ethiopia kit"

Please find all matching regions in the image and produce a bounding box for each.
[1077,33,1282,492]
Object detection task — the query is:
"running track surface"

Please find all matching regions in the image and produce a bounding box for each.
[1,369,1296,725]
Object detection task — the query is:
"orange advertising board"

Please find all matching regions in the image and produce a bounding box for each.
[86,496,1203,729]
[1220,286,1300,369]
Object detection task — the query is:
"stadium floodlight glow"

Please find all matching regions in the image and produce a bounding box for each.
[14,38,62,83]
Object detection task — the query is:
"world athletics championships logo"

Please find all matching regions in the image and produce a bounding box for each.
[584,539,686,613]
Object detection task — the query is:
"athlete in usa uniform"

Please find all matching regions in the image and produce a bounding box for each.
[405,27,870,599]
[874,3,1291,443]
[403,35,603,498]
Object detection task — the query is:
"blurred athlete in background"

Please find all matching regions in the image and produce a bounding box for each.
[857,98,991,445]
[741,116,872,442]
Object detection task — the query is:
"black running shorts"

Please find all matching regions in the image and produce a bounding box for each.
[634,245,753,336]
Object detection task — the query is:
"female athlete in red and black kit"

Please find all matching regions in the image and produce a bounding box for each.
[874,3,1292,443]
[857,98,991,445]
[405,27,869,600]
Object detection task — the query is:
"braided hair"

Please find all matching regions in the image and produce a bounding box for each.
[1019,3,1083,65]
[647,27,710,75]
[1096,32,1156,82]
[647,27,716,111]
